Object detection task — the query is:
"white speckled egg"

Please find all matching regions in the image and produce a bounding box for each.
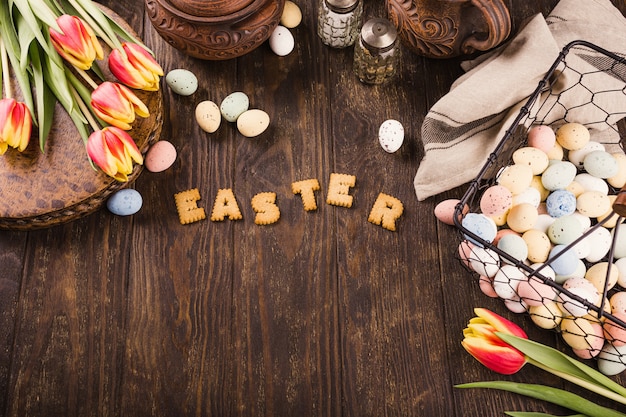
[195,100,221,133]
[556,122,590,150]
[541,161,577,191]
[504,297,528,314]
[493,264,525,300]
[585,226,612,263]
[145,140,177,173]
[598,343,626,375]
[583,150,619,179]
[567,140,605,168]
[512,186,541,208]
[378,119,404,153]
[434,199,468,225]
[269,25,295,56]
[611,225,626,259]
[220,92,250,122]
[468,246,501,278]
[497,164,534,194]
[560,277,600,317]
[107,188,143,216]
[616,258,626,287]
[237,109,270,137]
[165,69,198,96]
[574,173,609,194]
[513,146,550,175]
[280,1,302,28]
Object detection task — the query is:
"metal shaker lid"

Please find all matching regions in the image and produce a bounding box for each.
[325,0,360,13]
[360,18,397,51]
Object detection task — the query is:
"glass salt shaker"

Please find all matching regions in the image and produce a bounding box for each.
[317,0,363,48]
[353,18,401,85]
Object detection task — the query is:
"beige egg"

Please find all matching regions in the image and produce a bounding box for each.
[497,164,534,194]
[596,195,619,228]
[608,152,626,188]
[522,229,551,263]
[530,176,550,201]
[195,100,221,133]
[585,262,618,293]
[513,147,550,175]
[556,122,590,150]
[560,316,598,350]
[506,203,538,233]
[545,141,564,160]
[572,321,604,359]
[237,109,270,137]
[530,300,563,329]
[611,292,626,315]
[576,191,611,218]
[565,180,585,197]
[280,1,303,28]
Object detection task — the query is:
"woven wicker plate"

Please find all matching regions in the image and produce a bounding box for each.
[0,7,163,230]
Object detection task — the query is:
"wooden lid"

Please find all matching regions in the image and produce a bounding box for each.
[165,0,257,18]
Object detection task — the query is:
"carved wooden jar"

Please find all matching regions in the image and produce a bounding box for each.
[145,0,285,60]
[386,0,511,58]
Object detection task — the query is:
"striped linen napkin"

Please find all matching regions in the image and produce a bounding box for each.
[413,0,626,201]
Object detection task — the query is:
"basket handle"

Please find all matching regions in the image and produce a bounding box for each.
[614,189,626,218]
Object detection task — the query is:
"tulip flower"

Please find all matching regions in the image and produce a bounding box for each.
[86,126,143,182]
[0,98,32,155]
[108,43,163,91]
[49,15,104,70]
[462,307,528,375]
[458,308,626,417]
[91,82,149,130]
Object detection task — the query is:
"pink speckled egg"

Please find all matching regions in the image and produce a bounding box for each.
[434,199,468,226]
[145,140,177,173]
[480,185,513,216]
[527,125,556,153]
[604,313,626,347]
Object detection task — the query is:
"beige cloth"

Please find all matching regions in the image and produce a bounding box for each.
[413,0,626,201]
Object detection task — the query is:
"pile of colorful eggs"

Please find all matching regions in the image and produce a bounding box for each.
[436,122,626,375]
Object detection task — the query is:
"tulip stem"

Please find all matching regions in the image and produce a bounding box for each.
[74,66,99,90]
[527,358,626,406]
[0,37,11,99]
[70,86,99,132]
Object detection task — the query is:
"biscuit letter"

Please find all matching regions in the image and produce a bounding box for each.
[292,179,321,211]
[326,173,356,208]
[368,193,404,231]
[174,189,206,225]
[210,188,243,221]
[251,192,280,225]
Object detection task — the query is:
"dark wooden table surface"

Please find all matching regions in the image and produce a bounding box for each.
[2,1,626,416]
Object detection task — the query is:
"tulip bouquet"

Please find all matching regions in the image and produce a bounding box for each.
[459,308,626,417]
[0,0,164,181]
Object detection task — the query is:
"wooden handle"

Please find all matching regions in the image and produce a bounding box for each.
[462,0,512,54]
[613,189,626,218]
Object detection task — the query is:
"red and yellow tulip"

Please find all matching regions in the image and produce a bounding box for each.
[49,15,104,70]
[91,81,149,130]
[461,308,528,375]
[0,98,32,155]
[108,43,163,91]
[86,126,143,182]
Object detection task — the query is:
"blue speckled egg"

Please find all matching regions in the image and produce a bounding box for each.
[462,213,498,246]
[583,150,619,179]
[548,244,578,276]
[165,69,198,96]
[546,189,577,217]
[107,189,143,216]
[220,92,250,122]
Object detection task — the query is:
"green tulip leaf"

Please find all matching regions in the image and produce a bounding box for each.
[457,381,626,417]
[505,413,587,417]
[28,43,55,150]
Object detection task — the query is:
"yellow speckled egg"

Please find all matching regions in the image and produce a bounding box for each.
[529,300,563,329]
[572,321,605,359]
[530,176,550,201]
[560,316,598,350]
[280,1,302,28]
[608,153,626,189]
[545,141,564,160]
[585,262,619,293]
[497,164,534,195]
[506,203,538,233]
[522,229,551,263]
[565,180,585,197]
[597,195,618,228]
[513,146,550,175]
[610,291,626,315]
[556,123,590,150]
[576,191,611,218]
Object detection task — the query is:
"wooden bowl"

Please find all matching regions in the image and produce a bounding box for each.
[0,6,163,230]
[145,0,285,60]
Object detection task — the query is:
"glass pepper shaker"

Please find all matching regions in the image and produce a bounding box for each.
[317,0,363,48]
[353,18,401,85]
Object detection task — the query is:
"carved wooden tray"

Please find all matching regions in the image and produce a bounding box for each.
[0,7,163,230]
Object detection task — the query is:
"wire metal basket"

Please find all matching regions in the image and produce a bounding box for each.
[454,40,626,372]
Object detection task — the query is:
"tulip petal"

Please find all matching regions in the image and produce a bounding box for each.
[462,337,526,375]
[475,308,528,339]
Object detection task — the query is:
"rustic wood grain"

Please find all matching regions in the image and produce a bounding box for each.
[2,0,626,416]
